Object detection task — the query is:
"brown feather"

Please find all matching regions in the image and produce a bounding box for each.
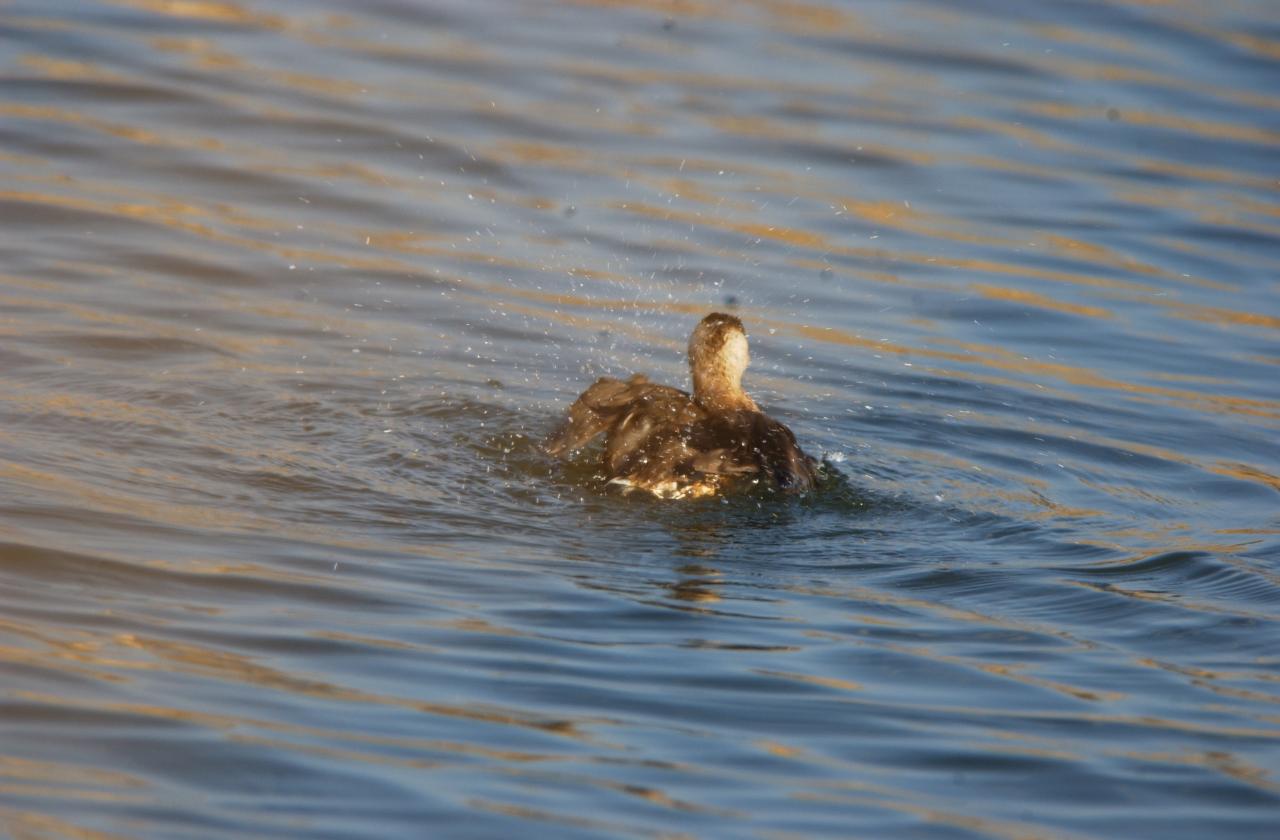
[545,315,817,498]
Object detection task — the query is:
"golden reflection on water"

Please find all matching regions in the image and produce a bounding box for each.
[2,684,732,827]
[87,633,608,739]
[17,691,573,767]
[9,10,1272,340]
[0,807,142,840]
[0,103,227,151]
[1126,749,1280,796]
[797,789,1094,840]
[0,756,145,795]
[971,284,1113,320]
[105,0,285,29]
[464,799,648,836]
[798,326,1279,421]
[754,669,863,692]
[1025,100,1280,147]
[17,55,126,82]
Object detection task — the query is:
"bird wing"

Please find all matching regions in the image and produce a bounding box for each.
[750,412,818,492]
[544,375,692,457]
[602,387,705,481]
[547,376,816,495]
[690,409,816,492]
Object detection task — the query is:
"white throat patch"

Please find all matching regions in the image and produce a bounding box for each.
[722,331,749,378]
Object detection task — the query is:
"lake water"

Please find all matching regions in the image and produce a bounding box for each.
[1,1,1278,837]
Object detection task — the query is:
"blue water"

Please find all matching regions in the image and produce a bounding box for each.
[1,1,1277,837]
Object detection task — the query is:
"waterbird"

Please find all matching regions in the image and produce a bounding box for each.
[545,313,817,499]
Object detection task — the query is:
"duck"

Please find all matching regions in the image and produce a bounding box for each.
[545,312,817,499]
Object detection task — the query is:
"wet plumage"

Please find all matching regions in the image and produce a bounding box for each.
[545,313,817,498]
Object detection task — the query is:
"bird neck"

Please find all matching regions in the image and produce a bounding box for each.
[693,370,757,411]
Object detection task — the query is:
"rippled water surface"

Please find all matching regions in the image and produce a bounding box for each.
[2,0,1278,837]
